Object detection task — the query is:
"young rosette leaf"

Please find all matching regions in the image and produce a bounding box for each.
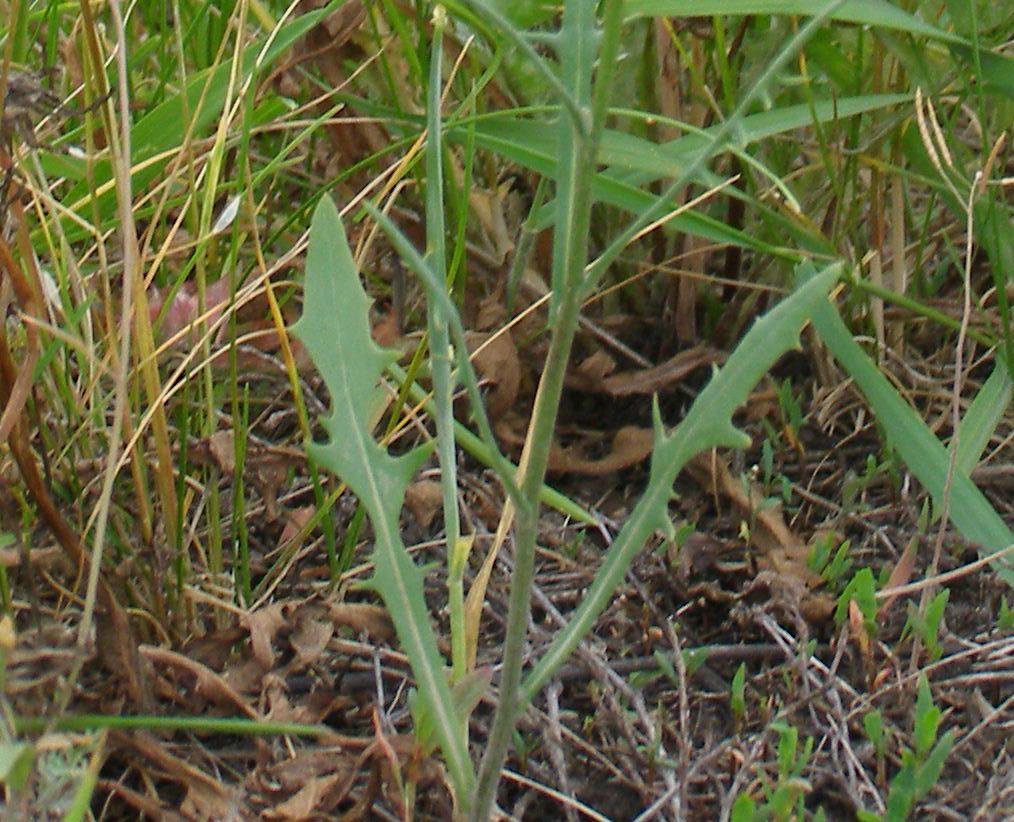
[292,195,474,798]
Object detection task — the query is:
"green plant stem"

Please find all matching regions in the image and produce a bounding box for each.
[425,10,466,688]
[470,287,584,820]
[365,204,525,505]
[470,1,616,815]
[848,272,995,350]
[13,714,331,737]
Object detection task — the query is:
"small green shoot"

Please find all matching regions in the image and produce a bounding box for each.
[511,728,537,772]
[997,596,1014,631]
[902,588,949,662]
[730,722,814,822]
[808,534,853,589]
[0,742,34,793]
[857,675,954,822]
[841,454,888,514]
[731,792,757,822]
[653,647,710,684]
[759,437,794,506]
[864,708,887,786]
[762,721,813,821]
[0,532,12,612]
[777,377,805,437]
[836,567,879,638]
[665,521,698,569]
[684,648,709,679]
[731,662,747,730]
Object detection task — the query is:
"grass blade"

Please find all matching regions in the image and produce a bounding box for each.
[56,0,345,230]
[625,0,962,44]
[802,264,1014,587]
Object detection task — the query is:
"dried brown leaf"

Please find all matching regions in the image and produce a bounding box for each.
[469,188,515,264]
[404,479,443,530]
[671,531,735,582]
[222,657,265,696]
[878,535,919,618]
[181,626,247,671]
[574,349,617,386]
[263,748,359,790]
[328,602,395,642]
[249,451,291,521]
[244,603,289,670]
[569,345,724,396]
[264,680,315,725]
[264,774,344,821]
[495,420,655,476]
[687,452,818,578]
[141,645,258,718]
[113,731,234,822]
[279,505,316,546]
[848,598,872,664]
[289,611,334,667]
[467,330,521,421]
[207,429,235,474]
[685,452,834,622]
[549,425,655,476]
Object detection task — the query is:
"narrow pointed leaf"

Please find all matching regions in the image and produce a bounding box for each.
[802,264,1014,588]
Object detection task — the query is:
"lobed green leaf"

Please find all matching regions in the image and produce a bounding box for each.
[522,262,843,703]
[292,195,474,798]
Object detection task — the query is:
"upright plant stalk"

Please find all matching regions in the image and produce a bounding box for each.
[470,2,623,818]
[423,9,467,686]
[513,4,850,708]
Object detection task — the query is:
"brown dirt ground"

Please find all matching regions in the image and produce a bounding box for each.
[5,312,1014,821]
